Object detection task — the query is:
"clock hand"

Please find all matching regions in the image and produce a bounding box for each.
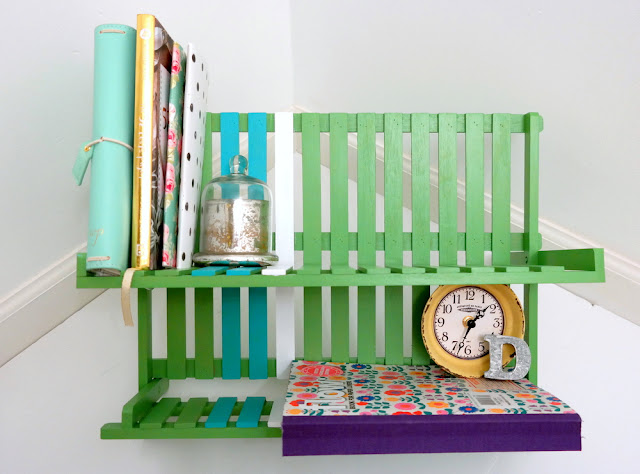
[456,318,477,354]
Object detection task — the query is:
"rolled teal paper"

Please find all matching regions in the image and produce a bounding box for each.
[84,24,136,275]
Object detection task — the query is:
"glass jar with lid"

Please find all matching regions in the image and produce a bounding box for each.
[193,155,277,266]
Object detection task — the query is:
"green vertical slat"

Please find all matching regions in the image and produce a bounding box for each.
[356,113,378,363]
[492,113,512,266]
[300,114,323,360]
[138,288,153,388]
[438,114,458,266]
[194,288,214,378]
[195,113,213,254]
[167,288,187,379]
[384,113,404,364]
[329,113,352,362]
[524,112,542,385]
[299,113,322,273]
[524,284,538,385]
[465,114,485,267]
[410,113,431,365]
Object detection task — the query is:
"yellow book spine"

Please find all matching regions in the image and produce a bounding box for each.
[131,14,155,269]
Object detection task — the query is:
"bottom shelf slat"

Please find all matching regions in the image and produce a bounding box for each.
[101,422,282,439]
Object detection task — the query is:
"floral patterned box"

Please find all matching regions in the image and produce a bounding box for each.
[281,361,581,456]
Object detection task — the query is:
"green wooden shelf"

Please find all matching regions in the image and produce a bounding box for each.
[77,248,604,289]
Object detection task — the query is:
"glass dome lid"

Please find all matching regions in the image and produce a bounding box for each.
[193,155,278,266]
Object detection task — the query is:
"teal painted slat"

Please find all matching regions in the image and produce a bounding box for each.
[205,397,237,428]
[220,113,242,380]
[248,287,268,379]
[236,397,266,428]
[191,266,230,276]
[465,114,485,267]
[248,113,269,380]
[492,114,512,266]
[226,266,262,276]
[222,288,241,379]
[438,114,458,266]
[384,113,404,364]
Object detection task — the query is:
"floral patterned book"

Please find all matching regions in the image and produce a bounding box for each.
[282,360,581,456]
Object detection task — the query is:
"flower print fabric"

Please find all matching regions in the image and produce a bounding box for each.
[162,43,186,268]
[283,360,576,417]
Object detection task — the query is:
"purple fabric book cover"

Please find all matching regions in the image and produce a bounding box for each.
[282,361,581,456]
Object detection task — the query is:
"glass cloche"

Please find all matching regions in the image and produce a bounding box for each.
[193,155,278,266]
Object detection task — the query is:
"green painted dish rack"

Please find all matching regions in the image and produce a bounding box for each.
[76,112,605,440]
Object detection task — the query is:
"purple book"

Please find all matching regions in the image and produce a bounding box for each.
[281,361,581,456]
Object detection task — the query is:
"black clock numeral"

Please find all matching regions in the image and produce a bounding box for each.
[478,342,486,353]
[466,289,475,301]
[441,331,448,341]
[443,304,453,313]
[452,294,460,304]
[493,317,501,328]
[482,294,486,304]
[435,317,445,327]
[464,345,472,355]
[490,304,497,313]
[451,340,458,350]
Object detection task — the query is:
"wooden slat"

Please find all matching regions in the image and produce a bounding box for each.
[236,397,266,428]
[438,114,458,266]
[247,113,269,380]
[220,113,242,380]
[410,113,431,365]
[262,113,296,378]
[140,398,180,429]
[208,113,534,134]
[465,113,485,266]
[205,397,237,428]
[138,288,153,388]
[175,398,208,429]
[329,113,351,362]
[299,113,322,273]
[303,288,323,361]
[166,289,186,379]
[384,113,405,364]
[221,288,241,379]
[492,113,512,266]
[356,113,378,363]
[194,288,214,378]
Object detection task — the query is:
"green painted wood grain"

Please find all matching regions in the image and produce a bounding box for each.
[194,288,214,378]
[492,114,512,266]
[140,398,181,429]
[299,113,322,273]
[438,114,458,266]
[383,114,405,364]
[356,113,378,362]
[524,283,538,385]
[166,289,187,379]
[175,398,208,429]
[122,378,169,427]
[304,288,323,361]
[138,289,153,389]
[465,114,485,266]
[410,114,431,365]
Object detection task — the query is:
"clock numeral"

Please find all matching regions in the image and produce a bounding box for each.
[478,342,486,353]
[451,340,459,350]
[490,304,497,313]
[435,317,445,327]
[466,289,475,301]
[482,294,485,304]
[443,304,453,313]
[452,294,460,304]
[464,345,472,355]
[441,331,448,341]
[493,318,501,328]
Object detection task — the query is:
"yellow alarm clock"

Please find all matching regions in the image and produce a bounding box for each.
[421,285,525,378]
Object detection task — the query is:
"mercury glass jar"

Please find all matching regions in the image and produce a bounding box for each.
[193,155,277,266]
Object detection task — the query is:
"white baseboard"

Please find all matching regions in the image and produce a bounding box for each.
[0,244,104,366]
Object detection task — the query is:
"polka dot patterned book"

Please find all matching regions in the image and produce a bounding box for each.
[281,360,581,456]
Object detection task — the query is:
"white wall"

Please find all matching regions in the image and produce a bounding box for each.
[290,0,640,264]
[0,0,294,302]
[1,285,638,473]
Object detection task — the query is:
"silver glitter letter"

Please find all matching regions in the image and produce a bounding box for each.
[483,335,531,380]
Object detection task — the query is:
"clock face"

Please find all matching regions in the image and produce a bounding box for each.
[433,286,505,360]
